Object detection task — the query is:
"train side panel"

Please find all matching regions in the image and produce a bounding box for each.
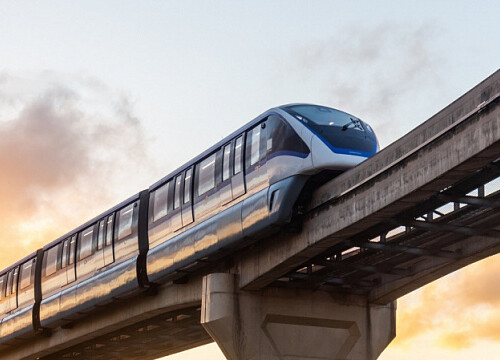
[39,196,145,329]
[0,256,37,344]
[146,114,312,283]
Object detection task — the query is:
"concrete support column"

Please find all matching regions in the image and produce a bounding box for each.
[201,273,395,360]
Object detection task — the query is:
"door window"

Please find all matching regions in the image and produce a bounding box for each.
[234,136,243,174]
[184,168,193,203]
[223,144,231,181]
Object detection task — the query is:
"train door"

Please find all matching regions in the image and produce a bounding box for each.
[103,214,115,266]
[61,236,76,285]
[231,135,246,199]
[65,236,77,284]
[220,143,233,205]
[4,267,19,312]
[171,174,184,231]
[95,216,115,270]
[0,274,6,315]
[18,258,36,308]
[95,220,106,269]
[181,167,194,226]
[245,120,268,192]
[172,168,194,231]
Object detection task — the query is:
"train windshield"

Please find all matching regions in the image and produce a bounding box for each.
[284,105,359,128]
[283,104,377,156]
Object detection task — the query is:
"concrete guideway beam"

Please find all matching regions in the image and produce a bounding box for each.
[201,273,395,360]
[0,278,205,360]
[238,80,500,292]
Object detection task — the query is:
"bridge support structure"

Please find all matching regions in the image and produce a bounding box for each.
[201,273,395,360]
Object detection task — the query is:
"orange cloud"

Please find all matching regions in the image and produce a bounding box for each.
[0,72,154,270]
[393,253,500,350]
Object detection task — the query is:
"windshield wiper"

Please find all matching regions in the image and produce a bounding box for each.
[342,118,363,131]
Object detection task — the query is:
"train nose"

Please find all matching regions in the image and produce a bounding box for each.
[311,136,369,170]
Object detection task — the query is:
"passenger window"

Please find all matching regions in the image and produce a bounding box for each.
[174,175,182,209]
[249,126,261,166]
[45,246,59,276]
[198,154,216,196]
[117,204,134,240]
[106,215,114,246]
[79,226,94,260]
[98,220,105,250]
[184,168,192,204]
[234,136,243,175]
[223,144,231,181]
[20,259,35,290]
[153,182,169,222]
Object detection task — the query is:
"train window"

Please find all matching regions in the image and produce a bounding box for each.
[45,246,59,276]
[69,236,76,265]
[184,168,192,204]
[223,144,231,181]
[234,136,243,175]
[198,154,216,196]
[61,240,69,268]
[5,271,12,296]
[12,268,19,295]
[174,175,182,209]
[97,220,105,250]
[106,215,114,246]
[117,204,134,240]
[153,182,169,222]
[79,226,94,260]
[249,126,261,166]
[20,259,34,290]
[0,274,4,300]
[267,115,310,157]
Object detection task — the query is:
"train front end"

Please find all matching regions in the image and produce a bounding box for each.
[282,104,378,171]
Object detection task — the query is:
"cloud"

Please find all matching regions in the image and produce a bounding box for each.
[281,22,445,147]
[0,72,154,269]
[393,254,500,350]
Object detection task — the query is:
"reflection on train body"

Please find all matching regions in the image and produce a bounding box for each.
[0,104,378,345]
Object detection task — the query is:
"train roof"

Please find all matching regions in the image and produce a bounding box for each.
[0,251,38,276]
[149,105,299,191]
[0,192,143,275]
[41,191,143,251]
[149,103,361,191]
[0,103,351,276]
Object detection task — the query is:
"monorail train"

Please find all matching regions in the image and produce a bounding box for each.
[0,104,378,345]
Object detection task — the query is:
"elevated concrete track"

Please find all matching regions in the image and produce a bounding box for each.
[1,69,499,359]
[238,69,500,298]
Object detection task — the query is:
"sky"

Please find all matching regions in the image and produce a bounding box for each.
[0,1,499,359]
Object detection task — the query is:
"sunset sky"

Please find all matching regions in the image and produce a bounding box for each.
[1,1,499,359]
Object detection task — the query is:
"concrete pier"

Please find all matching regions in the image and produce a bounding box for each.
[201,273,395,360]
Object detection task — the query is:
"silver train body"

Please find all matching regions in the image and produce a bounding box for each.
[0,104,378,346]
